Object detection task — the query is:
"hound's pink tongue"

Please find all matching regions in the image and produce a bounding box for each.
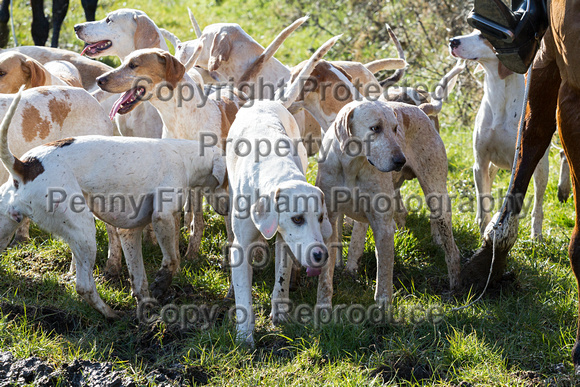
[81,41,109,56]
[109,90,135,120]
[306,267,321,277]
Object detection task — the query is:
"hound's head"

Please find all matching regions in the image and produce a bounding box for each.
[332,100,406,172]
[449,30,513,79]
[96,48,185,117]
[175,38,200,65]
[0,52,49,93]
[75,9,161,60]
[193,23,263,74]
[289,60,358,131]
[245,181,332,276]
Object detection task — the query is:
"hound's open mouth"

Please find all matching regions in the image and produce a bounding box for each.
[306,267,321,277]
[109,87,146,119]
[81,40,112,57]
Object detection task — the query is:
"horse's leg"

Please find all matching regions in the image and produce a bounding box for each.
[557,82,580,372]
[81,0,98,21]
[50,0,69,47]
[30,0,49,46]
[0,0,11,47]
[461,59,560,286]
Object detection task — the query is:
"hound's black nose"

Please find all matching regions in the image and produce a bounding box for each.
[312,249,328,266]
[96,75,107,87]
[449,38,461,49]
[392,154,406,171]
[74,24,82,32]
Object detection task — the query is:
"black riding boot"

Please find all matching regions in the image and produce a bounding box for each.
[467,0,549,73]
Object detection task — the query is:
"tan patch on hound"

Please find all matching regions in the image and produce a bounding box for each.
[497,62,514,80]
[44,137,75,148]
[22,103,50,142]
[35,87,51,96]
[401,110,411,130]
[59,74,83,87]
[13,156,45,183]
[216,97,239,140]
[48,98,71,127]
[482,37,495,51]
[221,97,239,126]
[291,60,354,116]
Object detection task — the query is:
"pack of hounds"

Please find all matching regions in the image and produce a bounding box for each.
[0,7,570,346]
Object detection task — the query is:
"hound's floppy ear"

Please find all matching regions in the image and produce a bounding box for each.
[209,151,226,189]
[157,51,186,89]
[333,105,355,153]
[22,59,47,88]
[133,13,161,50]
[331,63,353,83]
[250,191,279,240]
[497,61,514,80]
[208,32,231,72]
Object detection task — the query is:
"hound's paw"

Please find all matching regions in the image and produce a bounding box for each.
[9,235,29,247]
[150,268,173,300]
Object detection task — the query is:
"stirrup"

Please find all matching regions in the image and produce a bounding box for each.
[468,0,548,73]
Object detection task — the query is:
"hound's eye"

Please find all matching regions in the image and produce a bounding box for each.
[291,216,305,225]
[370,125,382,133]
[0,71,5,76]
[13,179,18,189]
[318,214,324,223]
[393,125,398,133]
[128,62,137,69]
[106,17,111,24]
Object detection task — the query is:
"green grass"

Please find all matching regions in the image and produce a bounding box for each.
[0,0,577,385]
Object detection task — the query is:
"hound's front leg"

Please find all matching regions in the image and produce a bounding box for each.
[369,215,395,307]
[184,201,204,261]
[271,234,292,325]
[316,211,340,309]
[474,158,492,235]
[231,233,255,346]
[345,221,368,273]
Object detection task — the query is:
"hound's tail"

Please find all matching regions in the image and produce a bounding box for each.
[419,59,466,116]
[188,8,203,38]
[159,28,181,50]
[90,88,112,103]
[183,43,203,71]
[378,25,407,88]
[365,58,407,73]
[0,86,23,179]
[279,35,341,109]
[239,16,309,84]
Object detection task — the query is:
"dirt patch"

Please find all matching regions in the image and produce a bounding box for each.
[0,351,213,386]
[0,352,133,386]
[147,365,212,386]
[0,302,83,335]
